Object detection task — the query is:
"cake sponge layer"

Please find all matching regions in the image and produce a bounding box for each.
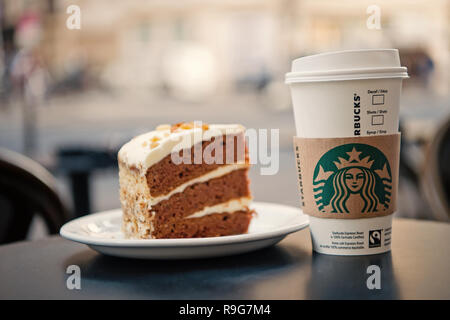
[145,133,247,197]
[152,168,251,221]
[123,210,254,239]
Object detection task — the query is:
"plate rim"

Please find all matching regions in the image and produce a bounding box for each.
[60,201,309,247]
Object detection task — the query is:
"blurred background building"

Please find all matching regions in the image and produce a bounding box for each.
[0,0,449,239]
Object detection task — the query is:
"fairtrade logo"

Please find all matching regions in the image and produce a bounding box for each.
[313,143,392,213]
[369,230,382,248]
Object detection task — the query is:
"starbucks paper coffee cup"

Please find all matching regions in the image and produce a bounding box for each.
[286,49,408,255]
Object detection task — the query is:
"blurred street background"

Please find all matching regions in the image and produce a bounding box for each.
[0,0,449,239]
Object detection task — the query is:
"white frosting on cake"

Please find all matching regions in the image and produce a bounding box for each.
[118,124,245,174]
[185,197,252,219]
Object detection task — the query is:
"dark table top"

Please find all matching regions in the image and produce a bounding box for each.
[0,218,449,299]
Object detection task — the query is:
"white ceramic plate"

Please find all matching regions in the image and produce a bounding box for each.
[60,202,309,259]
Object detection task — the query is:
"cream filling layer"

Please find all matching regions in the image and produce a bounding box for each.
[147,163,249,207]
[185,197,252,219]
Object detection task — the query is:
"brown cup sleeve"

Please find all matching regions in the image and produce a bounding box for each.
[293,134,400,219]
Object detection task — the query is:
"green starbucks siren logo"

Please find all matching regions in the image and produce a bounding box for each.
[313,143,392,213]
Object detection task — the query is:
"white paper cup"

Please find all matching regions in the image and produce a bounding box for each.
[286,49,408,255]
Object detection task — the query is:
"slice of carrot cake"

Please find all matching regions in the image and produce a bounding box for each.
[118,122,254,239]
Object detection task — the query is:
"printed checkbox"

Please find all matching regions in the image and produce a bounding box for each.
[372,94,385,105]
[371,115,384,125]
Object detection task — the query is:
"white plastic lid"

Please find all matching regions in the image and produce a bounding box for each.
[285,49,408,83]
